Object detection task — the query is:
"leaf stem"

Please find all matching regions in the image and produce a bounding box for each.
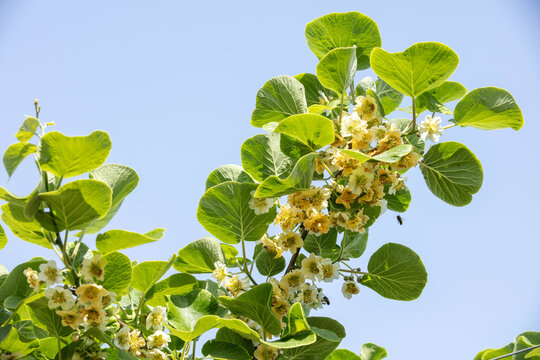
[340,268,369,275]
[241,238,258,286]
[442,123,457,130]
[411,96,417,131]
[317,154,335,180]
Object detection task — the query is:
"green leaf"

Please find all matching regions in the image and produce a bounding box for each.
[340,144,413,164]
[1,203,51,249]
[25,179,112,231]
[295,73,338,106]
[262,303,316,349]
[0,327,39,355]
[316,46,357,95]
[526,348,540,359]
[26,297,71,337]
[304,228,339,259]
[474,344,515,360]
[251,75,308,128]
[340,230,368,259]
[370,42,459,98]
[216,328,255,355]
[37,130,112,178]
[356,77,404,116]
[174,237,234,274]
[66,241,91,269]
[454,87,524,130]
[274,114,335,152]
[255,153,317,198]
[0,223,6,250]
[255,245,286,277]
[385,184,411,213]
[305,12,381,70]
[327,349,361,360]
[0,259,45,306]
[282,317,345,360]
[131,261,168,292]
[219,283,282,336]
[197,182,276,244]
[86,164,139,234]
[419,141,483,206]
[146,273,199,307]
[202,340,252,360]
[101,252,132,294]
[360,343,388,360]
[413,81,467,115]
[360,243,427,301]
[168,315,260,344]
[39,337,60,358]
[3,143,36,177]
[96,228,165,254]
[206,164,254,190]
[241,133,308,183]
[15,117,40,142]
[4,295,24,309]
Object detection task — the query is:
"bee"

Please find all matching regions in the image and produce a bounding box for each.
[322,296,330,305]
[396,215,403,225]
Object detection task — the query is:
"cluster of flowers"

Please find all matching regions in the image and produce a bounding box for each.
[22,256,171,359]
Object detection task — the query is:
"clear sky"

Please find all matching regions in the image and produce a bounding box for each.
[0,1,539,359]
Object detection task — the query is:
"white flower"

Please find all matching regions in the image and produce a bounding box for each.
[146,306,168,331]
[342,280,360,299]
[143,349,168,360]
[224,275,250,297]
[370,125,387,143]
[418,115,444,142]
[248,191,274,215]
[44,287,75,310]
[147,330,171,349]
[38,261,63,286]
[297,283,323,310]
[114,326,131,350]
[340,112,367,137]
[301,253,322,281]
[347,167,374,195]
[319,259,340,282]
[212,261,229,286]
[81,254,107,282]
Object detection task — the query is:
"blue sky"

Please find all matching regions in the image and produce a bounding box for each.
[0,1,539,359]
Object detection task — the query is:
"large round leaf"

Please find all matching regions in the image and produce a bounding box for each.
[305,12,381,70]
[205,164,254,190]
[101,252,132,294]
[1,203,51,249]
[316,46,357,95]
[37,130,112,178]
[273,114,335,152]
[360,243,427,301]
[173,237,237,274]
[197,182,276,244]
[251,75,308,128]
[454,87,524,130]
[419,142,483,207]
[3,142,36,178]
[25,179,112,231]
[87,164,139,234]
[295,73,338,106]
[370,42,459,98]
[96,228,165,254]
[412,81,467,115]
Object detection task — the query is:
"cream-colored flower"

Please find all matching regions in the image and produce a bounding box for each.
[301,253,322,281]
[81,254,107,282]
[147,330,171,349]
[297,283,323,310]
[419,115,444,142]
[344,209,369,233]
[128,329,146,356]
[319,259,340,283]
[261,234,284,259]
[212,261,229,286]
[280,269,305,292]
[354,95,380,123]
[347,167,375,195]
[254,345,280,360]
[114,326,131,350]
[329,211,350,228]
[274,204,303,232]
[44,287,75,310]
[224,275,250,297]
[56,306,84,329]
[83,305,107,327]
[342,280,360,299]
[101,291,116,308]
[370,125,387,143]
[340,112,367,137]
[146,306,168,331]
[38,261,62,286]
[303,211,331,235]
[248,191,274,215]
[143,349,169,360]
[75,284,108,307]
[23,267,40,292]
[277,231,303,253]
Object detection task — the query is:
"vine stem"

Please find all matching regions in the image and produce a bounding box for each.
[285,228,308,274]
[489,344,540,360]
